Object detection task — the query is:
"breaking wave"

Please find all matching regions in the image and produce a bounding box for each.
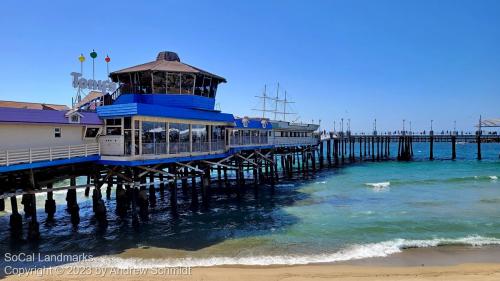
[67,235,500,268]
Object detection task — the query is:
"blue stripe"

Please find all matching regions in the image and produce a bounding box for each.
[97,103,234,123]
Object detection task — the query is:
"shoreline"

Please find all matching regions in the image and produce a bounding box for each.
[4,245,500,280]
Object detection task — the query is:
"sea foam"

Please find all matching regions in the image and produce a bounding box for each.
[365,182,390,191]
[65,235,500,268]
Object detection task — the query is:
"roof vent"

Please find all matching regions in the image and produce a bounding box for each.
[156,51,180,62]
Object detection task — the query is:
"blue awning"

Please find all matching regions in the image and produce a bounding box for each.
[97,103,235,123]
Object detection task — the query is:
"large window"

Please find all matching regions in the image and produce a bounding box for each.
[194,74,204,96]
[192,124,209,152]
[169,123,190,154]
[181,74,194,94]
[142,122,167,154]
[167,73,181,94]
[138,71,152,94]
[230,129,240,145]
[211,126,225,151]
[152,72,166,93]
[105,118,122,135]
[202,77,212,97]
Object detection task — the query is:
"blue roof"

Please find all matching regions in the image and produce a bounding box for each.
[0,107,102,125]
[234,118,272,129]
[97,103,234,123]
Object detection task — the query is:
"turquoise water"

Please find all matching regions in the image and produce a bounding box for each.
[0,143,499,267]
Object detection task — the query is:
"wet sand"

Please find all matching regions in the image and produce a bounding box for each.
[4,246,500,280]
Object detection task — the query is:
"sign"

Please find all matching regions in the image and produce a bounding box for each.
[70,72,118,93]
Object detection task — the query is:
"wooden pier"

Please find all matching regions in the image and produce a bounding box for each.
[0,131,498,241]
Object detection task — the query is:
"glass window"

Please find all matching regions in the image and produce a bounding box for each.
[142,121,167,154]
[106,119,121,126]
[106,127,121,135]
[231,129,241,145]
[124,130,132,155]
[138,71,153,94]
[194,75,204,96]
[84,127,100,138]
[54,128,61,138]
[209,80,218,98]
[202,77,212,97]
[124,117,131,129]
[192,124,208,152]
[181,74,194,94]
[169,123,190,154]
[243,130,251,144]
[167,73,181,94]
[211,125,225,151]
[153,71,167,93]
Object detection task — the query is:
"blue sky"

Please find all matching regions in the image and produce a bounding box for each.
[0,0,499,132]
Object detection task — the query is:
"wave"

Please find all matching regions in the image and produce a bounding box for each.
[66,235,500,268]
[388,175,499,186]
[365,182,390,190]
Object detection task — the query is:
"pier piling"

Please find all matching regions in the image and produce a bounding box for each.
[44,183,56,220]
[9,195,22,237]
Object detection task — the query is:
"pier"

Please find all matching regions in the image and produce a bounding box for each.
[0,51,498,241]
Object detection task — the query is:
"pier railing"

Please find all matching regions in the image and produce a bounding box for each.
[0,143,100,167]
[141,141,226,155]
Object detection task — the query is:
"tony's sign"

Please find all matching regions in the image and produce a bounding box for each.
[71,72,118,93]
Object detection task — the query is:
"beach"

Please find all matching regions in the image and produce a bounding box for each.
[5,246,500,280]
[1,147,500,280]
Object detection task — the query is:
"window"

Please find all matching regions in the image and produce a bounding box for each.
[152,71,167,93]
[194,75,204,96]
[192,124,209,152]
[202,77,212,97]
[106,119,121,126]
[84,127,101,138]
[142,121,167,154]
[70,114,80,123]
[169,123,190,154]
[54,128,61,138]
[105,118,122,135]
[167,73,181,94]
[210,80,218,98]
[181,74,194,94]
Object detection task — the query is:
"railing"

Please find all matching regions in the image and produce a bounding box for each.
[192,141,210,153]
[0,143,100,167]
[141,141,226,155]
[211,141,225,152]
[271,137,319,146]
[229,136,269,147]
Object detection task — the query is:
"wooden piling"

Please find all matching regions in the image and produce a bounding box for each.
[451,135,456,160]
[44,183,56,220]
[10,195,23,237]
[191,169,199,210]
[429,132,434,160]
[477,131,482,160]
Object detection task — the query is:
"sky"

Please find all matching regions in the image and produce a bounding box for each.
[0,0,499,132]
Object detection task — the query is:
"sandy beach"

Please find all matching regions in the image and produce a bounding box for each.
[4,246,500,281]
[4,263,500,281]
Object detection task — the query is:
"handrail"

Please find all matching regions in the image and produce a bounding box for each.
[0,143,100,167]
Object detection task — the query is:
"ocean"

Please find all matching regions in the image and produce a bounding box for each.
[0,142,499,269]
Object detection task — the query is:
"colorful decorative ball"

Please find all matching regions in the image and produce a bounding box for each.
[105,55,110,63]
[90,50,97,59]
[78,54,85,63]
